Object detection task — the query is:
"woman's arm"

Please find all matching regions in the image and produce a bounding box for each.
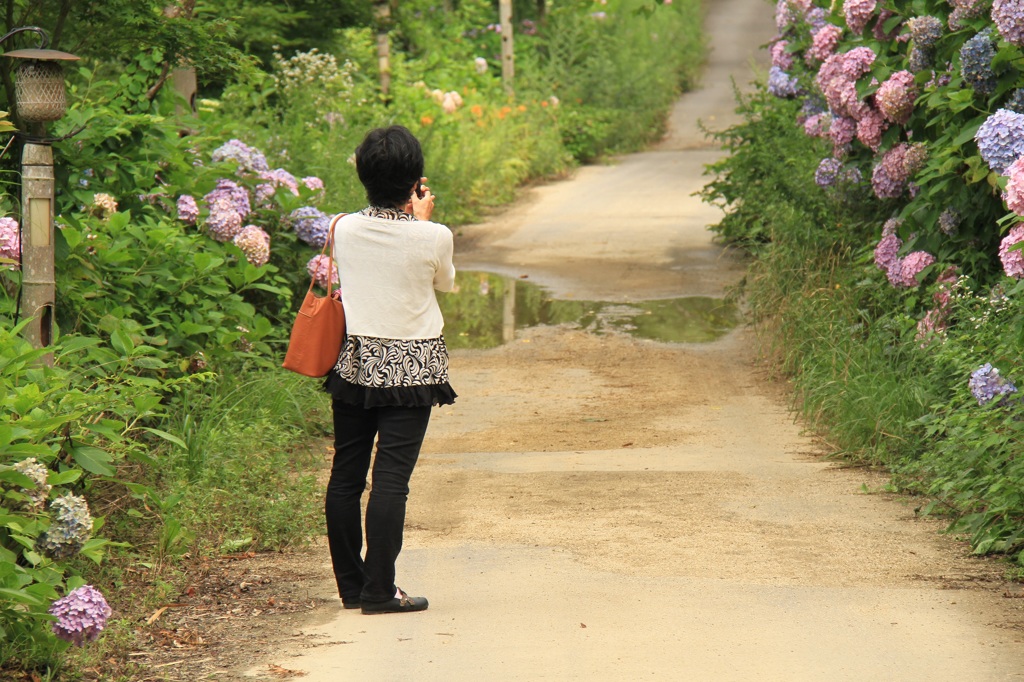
[433,227,456,292]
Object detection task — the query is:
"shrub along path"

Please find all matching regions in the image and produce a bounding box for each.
[237,2,1024,679]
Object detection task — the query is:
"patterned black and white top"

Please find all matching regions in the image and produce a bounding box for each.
[322,206,457,408]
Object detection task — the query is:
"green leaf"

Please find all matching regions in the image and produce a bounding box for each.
[47,469,82,486]
[0,587,44,606]
[111,328,135,356]
[71,446,115,476]
[141,427,187,450]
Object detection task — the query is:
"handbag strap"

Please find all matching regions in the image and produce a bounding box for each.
[308,213,347,297]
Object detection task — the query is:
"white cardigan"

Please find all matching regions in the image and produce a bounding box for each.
[331,212,456,340]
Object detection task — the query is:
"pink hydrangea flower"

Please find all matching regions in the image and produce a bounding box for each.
[896,251,936,287]
[771,41,794,70]
[856,107,888,152]
[307,254,340,289]
[876,70,917,124]
[233,225,271,267]
[874,220,903,284]
[844,0,877,34]
[1004,156,1024,215]
[0,216,20,270]
[830,116,857,157]
[999,225,1024,277]
[176,195,199,224]
[804,113,832,137]
[807,24,843,64]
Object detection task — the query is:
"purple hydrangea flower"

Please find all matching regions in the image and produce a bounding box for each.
[50,585,112,647]
[768,66,801,98]
[999,225,1024,277]
[939,207,963,235]
[993,0,1024,46]
[176,195,199,224]
[290,207,332,248]
[844,0,877,35]
[1006,88,1024,113]
[815,158,843,186]
[233,226,271,267]
[874,219,904,283]
[38,494,92,559]
[1004,157,1024,215]
[203,180,252,243]
[960,30,998,96]
[0,216,20,270]
[969,363,1019,405]
[12,457,50,509]
[259,168,299,196]
[775,0,810,31]
[806,7,828,30]
[876,71,918,124]
[909,15,943,47]
[872,144,920,199]
[975,108,1024,174]
[804,112,832,137]
[212,139,269,174]
[302,176,325,192]
[307,254,339,289]
[909,47,936,73]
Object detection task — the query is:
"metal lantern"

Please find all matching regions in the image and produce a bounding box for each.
[4,48,80,122]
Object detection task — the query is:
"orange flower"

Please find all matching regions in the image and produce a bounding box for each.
[497,105,512,120]
[540,100,549,108]
[517,105,527,112]
[471,104,484,117]
[420,115,434,126]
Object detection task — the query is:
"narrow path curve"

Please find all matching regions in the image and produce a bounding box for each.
[247,2,1024,679]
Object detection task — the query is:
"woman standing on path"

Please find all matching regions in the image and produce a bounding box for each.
[322,125,457,615]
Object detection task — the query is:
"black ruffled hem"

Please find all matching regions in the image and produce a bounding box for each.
[322,371,457,408]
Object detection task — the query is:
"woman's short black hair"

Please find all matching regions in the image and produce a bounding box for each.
[354,125,425,209]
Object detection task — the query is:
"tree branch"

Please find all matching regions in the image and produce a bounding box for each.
[52,0,75,49]
[145,61,172,101]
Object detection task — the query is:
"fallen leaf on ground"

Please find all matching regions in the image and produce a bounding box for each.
[268,663,307,678]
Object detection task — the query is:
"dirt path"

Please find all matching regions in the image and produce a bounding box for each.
[228,2,1024,679]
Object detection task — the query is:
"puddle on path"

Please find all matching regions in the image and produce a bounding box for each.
[439,271,741,350]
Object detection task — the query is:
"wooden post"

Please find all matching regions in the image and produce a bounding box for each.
[21,142,55,361]
[500,0,514,90]
[375,0,392,97]
[171,68,197,117]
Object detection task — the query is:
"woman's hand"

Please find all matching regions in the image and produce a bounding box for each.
[408,177,435,221]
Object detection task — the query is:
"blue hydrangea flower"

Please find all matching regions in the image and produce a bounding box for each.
[975,108,1024,174]
[50,585,111,647]
[938,207,962,235]
[290,207,332,248]
[768,66,801,98]
[38,494,92,559]
[969,363,1019,406]
[960,30,997,96]
[908,16,943,48]
[909,46,935,73]
[1005,88,1024,114]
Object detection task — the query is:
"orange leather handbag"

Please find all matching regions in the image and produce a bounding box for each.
[282,213,347,377]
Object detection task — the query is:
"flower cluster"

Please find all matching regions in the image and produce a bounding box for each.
[960,29,998,96]
[817,47,876,121]
[807,24,842,64]
[273,49,359,109]
[768,66,801,98]
[306,254,339,289]
[203,179,252,242]
[291,206,332,248]
[212,139,269,174]
[897,250,937,287]
[92,193,118,218]
[909,15,943,47]
[999,225,1024,277]
[0,216,19,270]
[37,494,92,559]
[233,226,271,267]
[12,457,50,509]
[50,585,111,647]
[871,143,926,199]
[939,207,963,235]
[975,108,1024,174]
[176,195,198,224]
[969,363,1019,405]
[1004,157,1024,215]
[475,57,488,74]
[915,266,960,342]
[775,0,811,32]
[844,0,877,35]
[949,0,989,29]
[993,0,1024,45]
[771,41,794,70]
[856,108,887,151]
[804,112,831,137]
[876,71,917,124]
[815,158,843,186]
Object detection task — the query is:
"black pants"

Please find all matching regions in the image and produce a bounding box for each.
[325,400,432,604]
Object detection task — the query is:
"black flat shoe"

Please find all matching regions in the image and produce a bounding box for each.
[342,600,361,610]
[361,588,428,615]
